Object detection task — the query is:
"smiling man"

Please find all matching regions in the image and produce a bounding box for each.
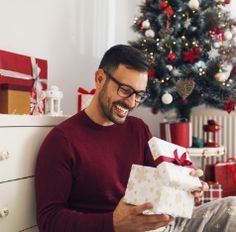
[35,45,236,232]
[88,65,149,125]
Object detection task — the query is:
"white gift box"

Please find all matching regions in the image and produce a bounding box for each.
[77,88,95,112]
[124,137,202,218]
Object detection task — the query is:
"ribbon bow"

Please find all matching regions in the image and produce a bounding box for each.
[184,47,200,63]
[154,149,193,168]
[78,87,96,94]
[30,57,44,115]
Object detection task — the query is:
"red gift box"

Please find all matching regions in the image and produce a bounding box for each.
[205,159,236,197]
[77,87,96,112]
[0,50,47,88]
[160,121,192,147]
[215,160,236,197]
[0,50,48,114]
[199,182,222,205]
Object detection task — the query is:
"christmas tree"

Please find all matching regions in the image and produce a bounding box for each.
[130,0,236,120]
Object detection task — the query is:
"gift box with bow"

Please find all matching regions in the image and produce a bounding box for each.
[124,137,201,218]
[199,182,222,205]
[0,50,48,114]
[160,120,192,147]
[77,87,96,112]
[204,158,236,197]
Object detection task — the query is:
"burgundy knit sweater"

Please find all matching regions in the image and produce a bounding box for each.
[35,111,153,232]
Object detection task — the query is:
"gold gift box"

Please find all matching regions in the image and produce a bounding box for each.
[0,84,31,114]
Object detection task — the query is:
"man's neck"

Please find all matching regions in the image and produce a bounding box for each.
[85,103,114,126]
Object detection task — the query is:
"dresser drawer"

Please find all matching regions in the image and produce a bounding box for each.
[0,178,37,231]
[0,126,52,182]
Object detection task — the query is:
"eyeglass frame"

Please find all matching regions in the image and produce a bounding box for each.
[103,69,149,103]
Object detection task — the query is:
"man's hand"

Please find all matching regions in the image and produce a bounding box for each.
[190,169,209,205]
[113,198,173,232]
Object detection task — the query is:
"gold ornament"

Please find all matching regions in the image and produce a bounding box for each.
[176,79,195,99]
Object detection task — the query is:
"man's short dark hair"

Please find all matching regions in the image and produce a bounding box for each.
[98,44,149,72]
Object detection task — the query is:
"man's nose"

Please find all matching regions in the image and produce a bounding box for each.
[124,93,137,108]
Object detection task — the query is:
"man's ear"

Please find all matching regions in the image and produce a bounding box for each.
[95,69,106,89]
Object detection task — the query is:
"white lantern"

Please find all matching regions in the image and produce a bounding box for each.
[45,85,63,116]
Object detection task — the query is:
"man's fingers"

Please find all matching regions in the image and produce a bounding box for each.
[141,214,173,231]
[132,202,153,215]
[201,181,209,191]
[190,169,204,177]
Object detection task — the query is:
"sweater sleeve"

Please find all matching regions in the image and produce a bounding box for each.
[142,121,156,167]
[35,128,114,232]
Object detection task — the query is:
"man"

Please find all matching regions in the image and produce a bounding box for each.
[35,45,236,232]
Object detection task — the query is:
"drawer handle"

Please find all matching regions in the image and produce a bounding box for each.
[0,151,9,161]
[0,208,9,218]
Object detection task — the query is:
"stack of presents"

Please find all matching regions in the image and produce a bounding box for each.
[0,49,96,115]
[0,50,47,114]
[157,119,236,207]
[123,120,236,223]
[0,50,47,115]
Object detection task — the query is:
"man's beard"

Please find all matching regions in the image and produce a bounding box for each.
[98,85,133,124]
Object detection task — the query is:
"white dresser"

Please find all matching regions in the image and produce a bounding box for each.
[0,114,68,232]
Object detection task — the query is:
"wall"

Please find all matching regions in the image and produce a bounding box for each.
[0,0,140,113]
[0,0,235,137]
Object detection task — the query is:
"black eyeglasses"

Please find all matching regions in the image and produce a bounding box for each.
[103,69,149,103]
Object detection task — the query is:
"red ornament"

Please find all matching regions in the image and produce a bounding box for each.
[160,1,173,16]
[224,99,236,113]
[210,27,224,42]
[216,27,223,34]
[148,68,155,79]
[203,120,221,147]
[184,51,197,63]
[193,47,200,54]
[160,1,168,9]
[164,6,174,16]
[151,108,159,114]
[225,0,231,4]
[168,53,176,61]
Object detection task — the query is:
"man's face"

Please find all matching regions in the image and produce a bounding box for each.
[98,64,148,124]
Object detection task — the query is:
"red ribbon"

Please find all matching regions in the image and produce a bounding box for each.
[78,87,96,94]
[154,149,193,168]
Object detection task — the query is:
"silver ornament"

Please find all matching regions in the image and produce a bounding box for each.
[145,29,155,38]
[188,0,200,10]
[161,92,173,104]
[166,65,173,71]
[224,30,233,40]
[142,19,150,29]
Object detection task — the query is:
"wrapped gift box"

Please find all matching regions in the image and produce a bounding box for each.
[0,84,31,114]
[199,182,222,205]
[204,158,236,197]
[77,87,96,112]
[0,50,47,88]
[215,160,236,197]
[160,121,192,147]
[0,50,48,114]
[124,137,202,218]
